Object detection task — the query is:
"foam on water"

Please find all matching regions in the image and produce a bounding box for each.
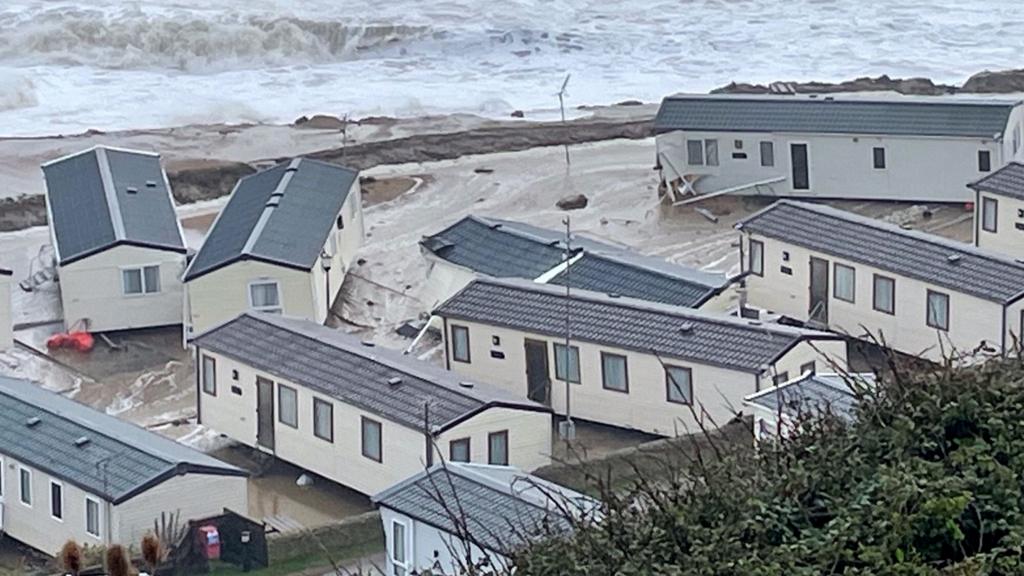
[0,0,1023,136]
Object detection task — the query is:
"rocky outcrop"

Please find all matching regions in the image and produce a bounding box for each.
[712,75,955,96]
[556,193,588,211]
[294,114,348,129]
[962,69,1024,93]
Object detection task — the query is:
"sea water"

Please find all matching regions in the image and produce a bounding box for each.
[0,0,1022,136]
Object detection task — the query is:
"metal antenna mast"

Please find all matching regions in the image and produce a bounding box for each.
[559,215,576,440]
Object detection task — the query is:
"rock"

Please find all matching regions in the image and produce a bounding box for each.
[473,167,494,174]
[510,110,525,118]
[293,115,309,125]
[356,258,367,266]
[962,69,1024,93]
[711,74,954,96]
[295,114,347,130]
[556,193,589,211]
[615,100,644,106]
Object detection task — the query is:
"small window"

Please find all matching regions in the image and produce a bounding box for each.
[982,197,998,233]
[665,365,693,405]
[773,371,790,385]
[800,361,815,375]
[86,497,101,538]
[449,438,471,463]
[979,150,992,172]
[748,239,764,276]
[278,384,298,428]
[872,147,886,169]
[759,141,775,167]
[313,398,334,442]
[833,263,856,303]
[50,481,63,521]
[201,355,216,396]
[121,268,141,295]
[553,343,581,384]
[926,290,950,331]
[361,417,383,462]
[601,352,629,393]
[873,274,896,315]
[451,325,471,363]
[19,467,31,506]
[686,140,704,166]
[704,139,719,166]
[391,521,408,576]
[488,430,509,466]
[249,281,282,313]
[121,265,160,295]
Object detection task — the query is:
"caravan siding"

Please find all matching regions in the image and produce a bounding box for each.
[310,181,365,323]
[421,257,479,312]
[741,233,1011,361]
[974,190,1024,259]
[59,245,185,332]
[0,272,11,349]
[443,320,844,436]
[438,407,552,472]
[380,508,508,576]
[658,130,1000,202]
[187,261,314,337]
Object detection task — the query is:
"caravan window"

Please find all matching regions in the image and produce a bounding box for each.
[686,140,704,165]
[982,197,998,233]
[926,290,950,331]
[249,281,282,313]
[760,141,775,166]
[873,275,896,315]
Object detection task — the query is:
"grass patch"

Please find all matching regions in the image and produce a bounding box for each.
[208,541,383,576]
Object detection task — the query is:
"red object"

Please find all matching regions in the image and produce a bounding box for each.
[46,331,94,352]
[198,525,221,560]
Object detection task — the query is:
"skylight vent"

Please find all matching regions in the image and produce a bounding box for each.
[947,254,963,264]
[145,180,157,188]
[74,436,91,447]
[388,376,403,387]
[678,322,695,334]
[25,416,40,427]
[126,186,139,194]
[459,381,475,389]
[361,340,376,348]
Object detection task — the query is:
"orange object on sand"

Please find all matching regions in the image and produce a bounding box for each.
[46,331,94,352]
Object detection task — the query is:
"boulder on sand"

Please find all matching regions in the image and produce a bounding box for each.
[556,194,588,211]
[294,114,347,129]
[962,69,1024,93]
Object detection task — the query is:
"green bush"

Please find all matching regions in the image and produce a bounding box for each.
[515,356,1024,575]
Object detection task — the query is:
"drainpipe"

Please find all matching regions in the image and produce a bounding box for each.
[442,317,451,371]
[195,347,202,424]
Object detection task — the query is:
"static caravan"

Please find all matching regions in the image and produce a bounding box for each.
[374,463,594,576]
[420,214,734,311]
[744,372,864,443]
[0,268,11,349]
[0,376,248,555]
[737,200,1024,362]
[42,146,188,332]
[654,94,1024,203]
[433,277,847,436]
[183,158,364,337]
[970,162,1024,258]
[191,313,552,497]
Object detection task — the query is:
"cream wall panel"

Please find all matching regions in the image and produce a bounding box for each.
[186,261,314,336]
[0,274,11,349]
[975,192,1024,260]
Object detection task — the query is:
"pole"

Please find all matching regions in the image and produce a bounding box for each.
[562,216,574,440]
[558,74,571,166]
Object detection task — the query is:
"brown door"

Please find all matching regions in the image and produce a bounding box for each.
[257,377,275,451]
[809,257,829,325]
[524,339,551,406]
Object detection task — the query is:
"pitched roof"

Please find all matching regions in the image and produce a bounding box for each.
[191,313,548,431]
[434,278,838,373]
[0,376,246,504]
[744,372,867,421]
[421,215,730,308]
[373,463,591,554]
[969,162,1024,201]
[737,200,1024,303]
[654,95,1018,138]
[184,158,358,281]
[42,146,186,266]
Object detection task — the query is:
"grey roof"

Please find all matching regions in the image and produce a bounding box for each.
[737,200,1024,304]
[373,463,591,554]
[655,95,1018,138]
[421,215,730,308]
[434,278,838,373]
[745,372,868,421]
[191,313,548,431]
[184,158,358,281]
[42,146,186,266]
[0,376,246,504]
[969,162,1024,200]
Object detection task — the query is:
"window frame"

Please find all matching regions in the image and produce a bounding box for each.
[978,149,992,172]
[0,455,4,498]
[800,361,816,375]
[201,354,217,396]
[488,430,509,466]
[686,140,704,166]
[759,141,775,167]
[449,438,471,463]
[704,139,719,166]
[278,384,298,428]
[248,280,283,314]
[600,352,630,393]
[664,365,693,405]
[361,416,383,463]
[773,371,790,385]
[748,239,764,277]
[833,263,856,303]
[18,466,31,507]
[451,324,471,363]
[872,274,896,315]
[982,196,998,233]
[391,520,409,576]
[50,480,64,522]
[872,146,886,169]
[926,289,950,331]
[312,397,334,443]
[85,496,102,539]
[553,343,581,384]
[120,264,161,296]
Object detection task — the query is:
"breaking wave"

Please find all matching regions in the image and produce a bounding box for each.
[0,70,36,111]
[0,7,432,71]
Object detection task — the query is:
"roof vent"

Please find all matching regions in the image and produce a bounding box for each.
[145,180,157,188]
[126,186,139,194]
[285,166,299,173]
[678,321,695,334]
[824,96,835,102]
[25,416,40,427]
[608,292,621,299]
[388,376,403,387]
[458,381,475,389]
[749,320,763,326]
[74,436,91,447]
[361,340,376,348]
[947,254,963,264]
